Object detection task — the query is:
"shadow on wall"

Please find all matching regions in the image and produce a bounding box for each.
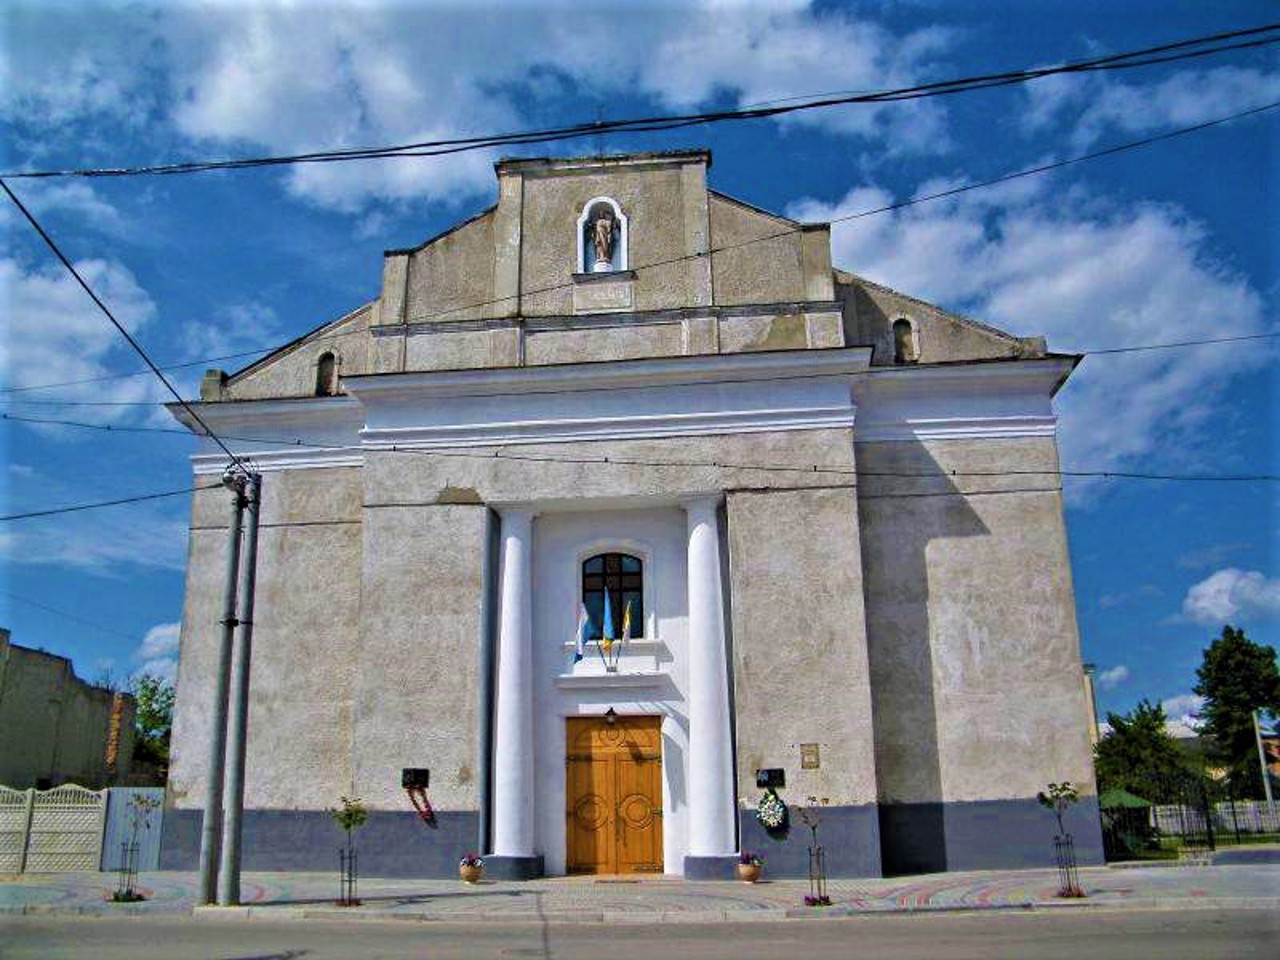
[857,439,988,876]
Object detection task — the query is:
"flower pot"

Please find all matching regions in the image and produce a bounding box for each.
[736,863,762,883]
[460,863,483,884]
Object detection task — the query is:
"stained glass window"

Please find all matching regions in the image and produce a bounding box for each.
[582,553,644,640]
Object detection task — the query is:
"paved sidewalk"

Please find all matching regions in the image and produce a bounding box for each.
[2,862,1277,923]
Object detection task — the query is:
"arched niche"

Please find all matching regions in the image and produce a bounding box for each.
[576,196,629,274]
[315,351,339,396]
[893,318,920,365]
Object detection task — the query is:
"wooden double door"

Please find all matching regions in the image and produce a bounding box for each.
[565,715,663,875]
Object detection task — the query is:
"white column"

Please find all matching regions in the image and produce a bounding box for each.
[492,508,536,857]
[685,497,736,856]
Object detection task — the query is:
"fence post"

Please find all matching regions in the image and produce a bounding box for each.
[17,789,35,874]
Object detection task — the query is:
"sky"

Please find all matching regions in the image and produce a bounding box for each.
[1,0,1276,738]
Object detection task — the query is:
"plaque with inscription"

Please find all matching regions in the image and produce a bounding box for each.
[800,743,820,770]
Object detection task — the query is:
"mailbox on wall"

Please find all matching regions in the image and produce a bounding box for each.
[401,768,430,789]
[755,768,786,789]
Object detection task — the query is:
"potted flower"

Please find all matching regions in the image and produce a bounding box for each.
[459,852,484,883]
[737,851,764,883]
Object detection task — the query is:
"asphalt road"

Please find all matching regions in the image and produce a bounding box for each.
[0,908,1274,960]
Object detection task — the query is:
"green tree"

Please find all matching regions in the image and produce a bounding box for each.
[131,674,175,775]
[1094,699,1192,798]
[1193,625,1280,798]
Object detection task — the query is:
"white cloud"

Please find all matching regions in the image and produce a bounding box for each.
[1097,665,1129,690]
[133,622,180,684]
[1023,66,1280,151]
[788,178,1272,487]
[1161,693,1205,739]
[0,496,190,573]
[0,257,163,423]
[0,181,130,236]
[1181,568,1280,625]
[4,3,955,212]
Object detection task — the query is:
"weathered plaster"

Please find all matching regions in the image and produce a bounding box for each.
[855,437,1095,805]
[708,194,806,306]
[223,304,374,401]
[405,212,497,324]
[352,502,487,811]
[726,485,879,809]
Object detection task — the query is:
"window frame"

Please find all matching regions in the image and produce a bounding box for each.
[574,539,654,643]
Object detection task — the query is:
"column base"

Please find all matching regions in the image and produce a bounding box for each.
[484,854,545,880]
[683,855,739,880]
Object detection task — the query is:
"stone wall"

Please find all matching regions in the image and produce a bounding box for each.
[0,629,135,788]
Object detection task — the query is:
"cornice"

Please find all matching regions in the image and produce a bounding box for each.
[343,346,873,402]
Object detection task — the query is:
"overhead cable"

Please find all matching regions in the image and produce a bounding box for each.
[2,99,1275,400]
[0,179,251,476]
[2,24,1276,180]
[4,412,1276,490]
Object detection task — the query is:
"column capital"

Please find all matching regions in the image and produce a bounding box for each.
[683,494,723,519]
[498,506,538,526]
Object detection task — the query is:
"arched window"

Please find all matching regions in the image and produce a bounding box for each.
[582,552,644,640]
[575,196,629,274]
[315,352,338,396]
[893,319,918,365]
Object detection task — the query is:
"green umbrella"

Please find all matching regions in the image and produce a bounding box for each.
[1099,787,1151,809]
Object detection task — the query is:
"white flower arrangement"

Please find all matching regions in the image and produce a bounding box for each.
[756,789,787,829]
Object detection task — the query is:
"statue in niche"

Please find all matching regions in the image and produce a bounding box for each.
[590,206,617,272]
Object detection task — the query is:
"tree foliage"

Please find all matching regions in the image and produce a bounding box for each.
[1094,699,1192,798]
[130,674,175,773]
[1193,624,1280,798]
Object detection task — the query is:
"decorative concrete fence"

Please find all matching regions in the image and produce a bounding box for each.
[0,784,163,873]
[0,783,107,872]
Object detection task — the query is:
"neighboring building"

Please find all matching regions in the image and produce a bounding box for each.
[0,628,136,788]
[163,150,1101,878]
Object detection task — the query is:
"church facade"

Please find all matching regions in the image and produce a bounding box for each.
[161,150,1101,879]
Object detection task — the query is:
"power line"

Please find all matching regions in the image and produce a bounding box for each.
[0,482,219,521]
[413,101,1280,325]
[2,98,1272,400]
[0,348,276,395]
[0,178,250,476]
[3,24,1276,181]
[0,590,147,643]
[4,412,1276,487]
[1084,331,1279,356]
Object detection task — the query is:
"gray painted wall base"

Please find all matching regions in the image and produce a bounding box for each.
[879,796,1103,875]
[160,798,1102,879]
[160,809,478,877]
[683,855,739,880]
[484,854,544,880]
[738,804,882,878]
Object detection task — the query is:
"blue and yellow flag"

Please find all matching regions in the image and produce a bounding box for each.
[601,589,614,658]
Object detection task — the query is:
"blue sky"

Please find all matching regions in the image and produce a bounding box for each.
[1,1,1276,735]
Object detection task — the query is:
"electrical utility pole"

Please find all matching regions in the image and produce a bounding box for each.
[197,467,263,906]
[1254,709,1275,814]
[197,468,247,904]
[219,472,262,906]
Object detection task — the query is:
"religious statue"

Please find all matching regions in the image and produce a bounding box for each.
[590,206,617,271]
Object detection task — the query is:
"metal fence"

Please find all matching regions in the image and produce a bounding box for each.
[101,787,164,871]
[1152,800,1280,841]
